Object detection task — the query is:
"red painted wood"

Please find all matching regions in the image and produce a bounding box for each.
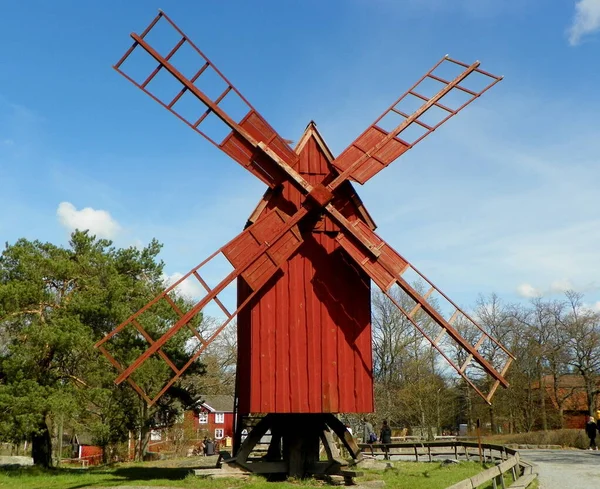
[194,411,235,439]
[236,125,374,414]
[79,445,103,465]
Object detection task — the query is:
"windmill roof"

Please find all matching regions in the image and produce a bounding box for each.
[246,121,377,230]
[294,120,336,162]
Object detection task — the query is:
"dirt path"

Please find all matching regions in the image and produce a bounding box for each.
[520,449,600,489]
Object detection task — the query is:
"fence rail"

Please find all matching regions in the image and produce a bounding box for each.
[356,440,536,489]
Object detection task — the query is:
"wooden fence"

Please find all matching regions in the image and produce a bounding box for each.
[357,440,537,489]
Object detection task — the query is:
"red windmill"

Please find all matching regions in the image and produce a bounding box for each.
[96,10,515,478]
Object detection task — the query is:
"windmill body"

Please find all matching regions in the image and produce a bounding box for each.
[237,123,374,415]
[95,10,517,478]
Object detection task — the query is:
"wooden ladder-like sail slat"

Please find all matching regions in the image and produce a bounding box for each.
[330,56,502,186]
[95,208,303,405]
[113,10,298,188]
[336,219,515,404]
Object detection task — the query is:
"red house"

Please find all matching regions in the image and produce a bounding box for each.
[194,395,235,441]
[537,374,600,429]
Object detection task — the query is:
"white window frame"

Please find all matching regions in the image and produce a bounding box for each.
[214,428,224,439]
[215,412,225,424]
[198,412,208,424]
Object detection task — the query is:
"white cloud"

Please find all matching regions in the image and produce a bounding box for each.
[56,202,121,239]
[568,0,600,45]
[516,279,593,299]
[1,139,14,146]
[162,272,204,300]
[549,279,574,293]
[517,283,541,298]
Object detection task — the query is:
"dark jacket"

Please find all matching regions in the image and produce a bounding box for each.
[380,425,392,444]
[586,421,597,439]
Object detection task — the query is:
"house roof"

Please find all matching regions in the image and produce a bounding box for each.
[70,432,95,446]
[197,394,234,413]
[532,374,600,411]
[533,374,597,389]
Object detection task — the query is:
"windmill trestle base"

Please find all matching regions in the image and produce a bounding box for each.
[222,413,362,480]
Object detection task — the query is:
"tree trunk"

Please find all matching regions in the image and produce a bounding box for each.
[32,419,52,468]
[585,377,595,416]
[138,401,149,461]
[558,407,564,428]
[466,385,473,432]
[540,372,548,431]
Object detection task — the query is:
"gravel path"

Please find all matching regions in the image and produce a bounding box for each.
[520,449,600,489]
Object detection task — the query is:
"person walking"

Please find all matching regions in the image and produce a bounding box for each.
[585,416,598,450]
[380,420,392,460]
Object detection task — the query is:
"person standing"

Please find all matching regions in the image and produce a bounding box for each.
[380,420,392,460]
[585,416,598,450]
[362,418,376,457]
[363,418,375,444]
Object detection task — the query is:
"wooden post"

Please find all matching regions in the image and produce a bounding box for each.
[230,414,357,480]
[476,418,483,464]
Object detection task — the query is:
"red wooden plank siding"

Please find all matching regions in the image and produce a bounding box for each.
[236,278,251,413]
[236,124,374,414]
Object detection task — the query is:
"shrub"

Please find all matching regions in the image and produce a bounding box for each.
[483,429,587,449]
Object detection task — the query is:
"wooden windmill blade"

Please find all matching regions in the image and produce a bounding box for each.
[113,9,300,189]
[335,219,515,404]
[95,208,303,405]
[330,56,503,186]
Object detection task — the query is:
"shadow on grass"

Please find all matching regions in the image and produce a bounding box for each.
[1,465,194,489]
[111,465,191,480]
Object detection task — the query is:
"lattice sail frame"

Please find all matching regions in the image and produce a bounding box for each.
[336,220,514,403]
[329,56,502,186]
[113,10,295,189]
[95,209,302,404]
[97,9,514,406]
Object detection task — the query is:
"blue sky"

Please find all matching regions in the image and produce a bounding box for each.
[1,0,600,315]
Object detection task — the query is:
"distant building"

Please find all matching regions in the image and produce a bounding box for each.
[147,394,235,455]
[66,433,103,466]
[533,374,600,429]
[194,394,235,441]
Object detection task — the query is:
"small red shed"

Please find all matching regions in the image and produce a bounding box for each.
[236,123,375,414]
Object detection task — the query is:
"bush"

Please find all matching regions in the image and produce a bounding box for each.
[483,429,588,449]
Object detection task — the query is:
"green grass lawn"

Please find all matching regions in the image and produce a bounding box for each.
[0,460,513,489]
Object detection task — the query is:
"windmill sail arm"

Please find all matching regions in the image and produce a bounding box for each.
[335,219,514,403]
[114,10,297,188]
[329,56,502,187]
[95,207,304,405]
